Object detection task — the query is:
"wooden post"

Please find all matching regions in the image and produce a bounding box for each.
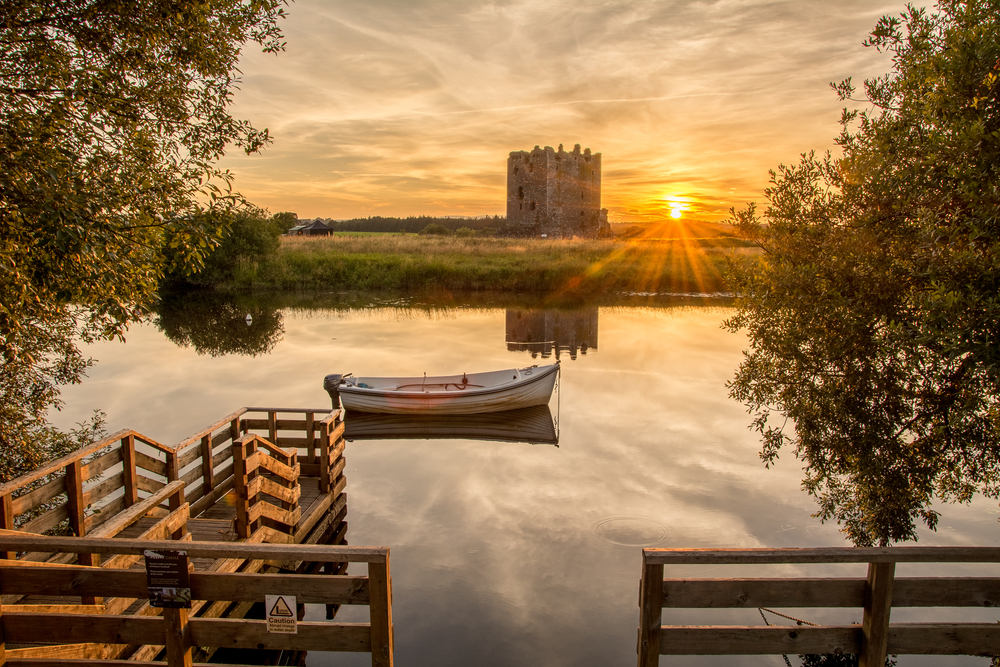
[0,600,6,667]
[200,434,214,497]
[166,449,180,484]
[232,438,251,539]
[0,493,15,560]
[163,607,193,667]
[637,553,663,667]
[169,483,187,540]
[306,412,316,464]
[121,434,138,507]
[369,554,394,667]
[319,419,332,494]
[65,460,86,538]
[268,411,278,445]
[859,561,895,667]
[229,417,240,443]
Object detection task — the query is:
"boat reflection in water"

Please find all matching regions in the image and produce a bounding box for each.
[343,404,559,446]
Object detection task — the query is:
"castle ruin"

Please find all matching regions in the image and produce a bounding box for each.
[506,144,609,238]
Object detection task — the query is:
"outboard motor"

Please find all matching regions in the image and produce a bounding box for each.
[323,374,349,409]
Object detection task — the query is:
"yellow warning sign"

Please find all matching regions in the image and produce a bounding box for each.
[265,594,297,634]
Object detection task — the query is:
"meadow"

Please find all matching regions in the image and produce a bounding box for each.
[227,233,756,295]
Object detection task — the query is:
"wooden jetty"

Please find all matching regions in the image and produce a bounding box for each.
[637,546,1000,666]
[0,407,393,667]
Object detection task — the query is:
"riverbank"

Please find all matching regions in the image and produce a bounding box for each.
[220,234,756,294]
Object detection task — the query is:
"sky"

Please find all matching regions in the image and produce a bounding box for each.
[218,0,906,223]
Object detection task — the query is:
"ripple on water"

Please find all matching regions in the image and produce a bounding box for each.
[593,517,667,547]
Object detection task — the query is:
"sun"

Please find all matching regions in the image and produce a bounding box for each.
[669,208,682,219]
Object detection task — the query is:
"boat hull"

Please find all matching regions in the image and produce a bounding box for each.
[337,363,559,415]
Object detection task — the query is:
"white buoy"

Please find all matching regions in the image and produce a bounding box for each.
[245,314,253,325]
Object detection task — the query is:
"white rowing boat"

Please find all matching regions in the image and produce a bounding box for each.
[326,362,559,415]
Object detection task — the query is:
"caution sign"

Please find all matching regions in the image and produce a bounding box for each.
[266,594,297,634]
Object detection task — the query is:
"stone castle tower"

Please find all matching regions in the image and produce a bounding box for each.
[506,144,609,237]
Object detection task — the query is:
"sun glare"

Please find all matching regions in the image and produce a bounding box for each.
[669,208,682,219]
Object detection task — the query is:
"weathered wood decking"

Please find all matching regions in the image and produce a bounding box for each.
[0,408,393,667]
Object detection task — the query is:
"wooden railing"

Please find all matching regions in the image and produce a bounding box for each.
[0,408,344,547]
[231,434,301,542]
[0,534,393,667]
[637,546,1000,666]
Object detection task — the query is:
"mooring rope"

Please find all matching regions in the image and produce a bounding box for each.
[758,606,819,667]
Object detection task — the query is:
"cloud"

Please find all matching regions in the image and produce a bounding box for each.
[219,0,902,220]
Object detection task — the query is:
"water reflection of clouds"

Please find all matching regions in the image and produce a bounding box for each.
[54,304,999,667]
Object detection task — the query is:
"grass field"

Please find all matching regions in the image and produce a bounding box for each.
[227,234,756,295]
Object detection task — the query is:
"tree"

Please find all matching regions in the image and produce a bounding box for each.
[167,206,283,286]
[726,0,1000,546]
[272,211,299,233]
[0,1,288,481]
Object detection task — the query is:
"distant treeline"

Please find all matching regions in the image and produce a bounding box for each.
[313,215,505,233]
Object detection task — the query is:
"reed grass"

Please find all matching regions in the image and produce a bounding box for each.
[228,234,754,295]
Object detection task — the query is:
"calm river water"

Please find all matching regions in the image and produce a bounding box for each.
[52,292,999,666]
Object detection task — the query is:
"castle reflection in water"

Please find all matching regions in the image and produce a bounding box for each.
[505,308,598,360]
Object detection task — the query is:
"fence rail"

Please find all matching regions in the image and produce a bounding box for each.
[638,546,1000,667]
[0,535,393,667]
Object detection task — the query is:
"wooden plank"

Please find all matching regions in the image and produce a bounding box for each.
[87,481,186,539]
[2,613,165,645]
[294,490,344,545]
[65,460,86,537]
[211,447,231,469]
[188,618,371,652]
[189,476,234,519]
[212,429,232,448]
[859,561,894,667]
[120,434,138,507]
[10,475,66,516]
[249,453,298,481]
[247,501,300,528]
[0,535,389,562]
[135,474,165,495]
[131,433,173,454]
[247,475,300,506]
[662,577,867,608]
[5,642,124,661]
[643,546,1000,565]
[81,447,123,482]
[83,496,127,534]
[81,471,125,509]
[7,661,248,666]
[196,572,368,604]
[887,622,1000,654]
[658,625,862,655]
[368,555,394,667]
[133,450,167,477]
[893,577,1000,607]
[638,560,663,667]
[173,408,248,451]
[244,407,332,415]
[19,501,69,535]
[2,604,106,614]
